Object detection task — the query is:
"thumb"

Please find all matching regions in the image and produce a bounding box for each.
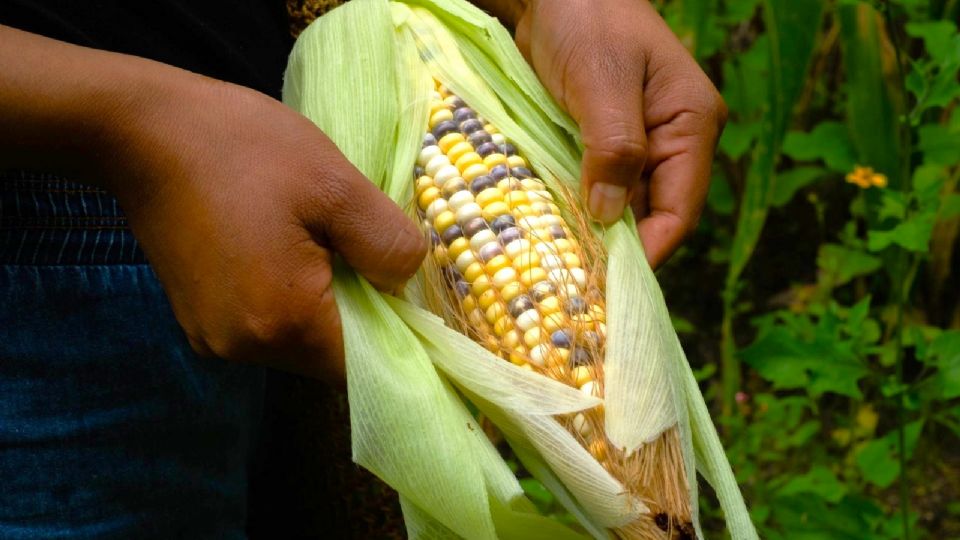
[299,151,427,291]
[567,57,647,225]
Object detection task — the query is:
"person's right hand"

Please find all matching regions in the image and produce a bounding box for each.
[108,77,426,381]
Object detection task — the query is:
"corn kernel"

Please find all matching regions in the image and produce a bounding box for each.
[418,186,441,210]
[523,327,542,348]
[529,344,550,367]
[475,188,503,208]
[464,262,484,282]
[497,177,522,191]
[509,350,527,366]
[429,101,449,118]
[512,250,540,273]
[455,249,477,272]
[571,366,593,387]
[572,413,591,436]
[469,229,497,251]
[484,254,510,276]
[493,315,513,336]
[520,267,548,287]
[438,133,465,153]
[425,154,451,177]
[433,210,457,234]
[500,282,523,302]
[485,302,506,324]
[506,155,526,168]
[462,163,488,182]
[504,191,530,209]
[447,237,470,259]
[504,239,532,260]
[537,295,561,316]
[492,267,518,289]
[562,252,582,269]
[477,288,499,310]
[418,145,442,167]
[503,329,521,349]
[429,108,454,128]
[483,153,508,169]
[415,176,434,196]
[546,348,570,370]
[467,309,486,329]
[471,275,492,296]
[542,312,567,333]
[455,152,483,172]
[447,141,474,164]
[481,201,511,221]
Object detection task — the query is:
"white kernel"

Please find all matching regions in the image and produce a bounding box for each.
[470,230,497,251]
[541,254,564,270]
[535,242,558,256]
[572,413,591,436]
[456,202,483,224]
[536,190,554,201]
[491,133,506,145]
[529,344,550,367]
[580,381,597,396]
[492,267,518,289]
[570,268,587,288]
[431,91,442,101]
[518,216,541,230]
[425,198,448,221]
[447,190,475,211]
[418,145,442,167]
[434,165,461,186]
[548,268,572,285]
[455,249,477,272]
[504,239,532,259]
[520,178,546,191]
[425,154,451,176]
[540,214,563,228]
[516,309,541,332]
[562,284,580,298]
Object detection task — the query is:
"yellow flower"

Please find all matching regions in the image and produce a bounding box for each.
[845,165,888,189]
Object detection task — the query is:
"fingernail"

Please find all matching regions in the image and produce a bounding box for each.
[588,183,627,224]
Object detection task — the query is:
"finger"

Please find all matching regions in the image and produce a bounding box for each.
[514,10,532,63]
[566,52,647,225]
[637,109,722,269]
[296,142,427,292]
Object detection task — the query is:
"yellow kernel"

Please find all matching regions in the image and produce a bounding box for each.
[418,186,440,210]
[462,163,488,182]
[485,302,506,324]
[542,312,567,334]
[483,153,508,169]
[562,252,582,268]
[520,178,545,191]
[464,262,485,282]
[530,228,552,242]
[548,203,562,215]
[503,330,521,349]
[492,266,518,289]
[493,315,514,336]
[553,238,574,254]
[482,334,499,352]
[512,204,534,219]
[507,155,527,168]
[520,363,534,372]
[500,282,524,302]
[447,237,470,259]
[547,348,570,369]
[484,254,511,276]
[433,245,448,263]
[475,187,503,208]
[462,295,477,313]
[438,133,465,153]
[512,250,540,273]
[538,296,561,316]
[482,201,511,221]
[497,177,521,191]
[429,108,454,128]
[509,350,527,366]
[478,288,499,310]
[442,95,460,107]
[520,267,548,288]
[572,366,593,387]
[433,210,457,234]
[590,305,606,323]
[467,309,486,329]
[447,141,474,164]
[504,191,530,209]
[471,275,492,296]
[415,176,434,196]
[429,101,448,117]
[523,327,542,348]
[484,123,498,134]
[455,152,483,172]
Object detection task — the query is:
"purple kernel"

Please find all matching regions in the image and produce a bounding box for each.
[470,175,496,194]
[414,165,425,177]
[565,297,589,315]
[489,164,509,180]
[441,224,463,244]
[508,295,535,318]
[581,330,602,348]
[550,329,573,349]
[447,96,466,109]
[478,243,503,263]
[531,282,557,301]
[548,225,566,239]
[499,143,517,156]
[453,107,477,123]
[429,228,440,246]
[422,133,437,148]
[475,142,499,157]
[510,166,533,178]
[490,214,515,233]
[497,226,523,246]
[432,120,459,139]
[463,217,488,238]
[455,280,471,298]
[467,131,493,147]
[460,118,483,134]
[569,347,592,367]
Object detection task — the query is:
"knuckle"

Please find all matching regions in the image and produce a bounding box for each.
[591,134,648,168]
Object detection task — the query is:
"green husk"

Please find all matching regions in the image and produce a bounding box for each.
[283,0,756,538]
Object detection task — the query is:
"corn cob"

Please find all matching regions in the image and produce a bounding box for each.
[413,80,694,540]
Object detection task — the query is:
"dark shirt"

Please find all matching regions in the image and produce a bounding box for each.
[0,0,293,99]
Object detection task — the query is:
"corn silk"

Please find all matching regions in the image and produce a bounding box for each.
[282,0,757,538]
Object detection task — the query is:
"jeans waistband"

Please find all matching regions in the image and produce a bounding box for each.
[0,170,146,265]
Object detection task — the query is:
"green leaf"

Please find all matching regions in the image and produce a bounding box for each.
[777,465,847,503]
[927,331,960,399]
[707,171,736,215]
[918,123,960,166]
[867,213,937,252]
[782,122,857,172]
[719,120,760,160]
[942,194,960,219]
[905,20,960,65]
[817,243,882,287]
[771,166,827,206]
[855,420,925,488]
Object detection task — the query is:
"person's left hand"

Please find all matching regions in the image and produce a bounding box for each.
[513,0,727,269]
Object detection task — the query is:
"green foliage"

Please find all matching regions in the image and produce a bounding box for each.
[659,0,960,537]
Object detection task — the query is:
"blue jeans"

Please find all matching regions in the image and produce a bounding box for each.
[1,172,264,538]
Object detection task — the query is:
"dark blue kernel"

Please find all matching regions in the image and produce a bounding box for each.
[460,118,483,134]
[414,165,425,177]
[489,164,509,180]
[550,329,573,349]
[432,120,459,139]
[467,130,493,147]
[447,96,466,109]
[497,226,523,246]
[470,175,496,194]
[508,295,535,318]
[463,217,488,238]
[442,265,461,283]
[565,297,589,315]
[455,280,471,298]
[581,330,602,348]
[453,107,477,123]
[490,214,516,233]
[429,228,440,246]
[441,224,463,244]
[499,143,517,156]
[549,225,566,239]
[475,142,498,157]
[569,347,592,367]
[511,167,533,179]
[422,133,437,148]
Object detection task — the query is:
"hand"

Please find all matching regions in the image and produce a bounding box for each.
[106,78,425,381]
[514,0,727,268]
